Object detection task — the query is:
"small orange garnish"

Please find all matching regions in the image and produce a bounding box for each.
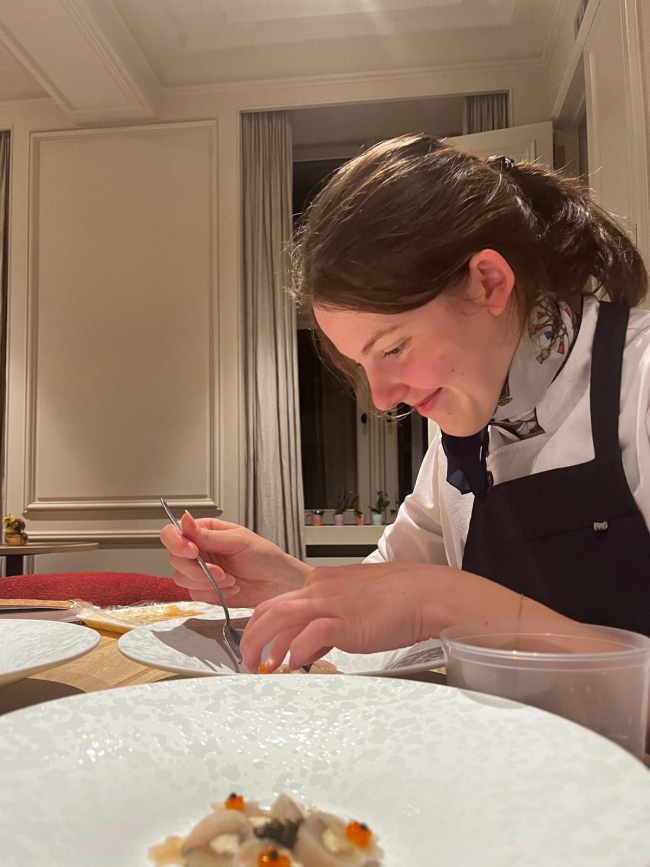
[259,664,269,674]
[258,845,290,866]
[225,792,244,811]
[346,820,372,847]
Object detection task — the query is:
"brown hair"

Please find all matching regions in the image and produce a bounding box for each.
[291,134,647,392]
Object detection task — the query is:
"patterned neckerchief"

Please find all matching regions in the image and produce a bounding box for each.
[491,298,580,440]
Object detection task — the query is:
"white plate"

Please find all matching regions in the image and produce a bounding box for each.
[0,677,649,866]
[0,620,100,687]
[117,610,444,676]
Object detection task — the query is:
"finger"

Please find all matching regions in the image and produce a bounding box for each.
[171,570,236,594]
[186,514,244,533]
[240,598,318,671]
[244,587,308,629]
[160,524,198,559]
[181,512,247,557]
[294,646,333,668]
[287,619,341,670]
[168,556,232,588]
[263,626,303,673]
[188,585,241,604]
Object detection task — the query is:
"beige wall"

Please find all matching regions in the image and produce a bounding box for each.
[0,60,554,575]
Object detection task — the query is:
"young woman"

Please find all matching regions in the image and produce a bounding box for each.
[161,135,650,674]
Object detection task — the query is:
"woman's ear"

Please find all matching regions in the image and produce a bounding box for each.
[467,249,515,316]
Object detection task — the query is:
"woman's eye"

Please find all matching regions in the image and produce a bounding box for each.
[383,343,405,358]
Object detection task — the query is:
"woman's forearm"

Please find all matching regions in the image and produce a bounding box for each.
[422,565,575,635]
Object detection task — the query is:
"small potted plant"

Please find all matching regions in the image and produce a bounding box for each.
[369,491,390,526]
[351,493,365,526]
[3,514,28,546]
[389,494,399,524]
[333,491,354,526]
[310,509,325,527]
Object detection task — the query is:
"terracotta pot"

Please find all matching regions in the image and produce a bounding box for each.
[5,532,27,546]
[311,514,323,527]
[354,514,366,526]
[390,512,398,524]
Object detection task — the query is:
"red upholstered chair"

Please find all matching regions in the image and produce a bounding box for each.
[0,572,192,608]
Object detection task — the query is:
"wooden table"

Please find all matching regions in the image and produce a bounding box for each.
[0,627,174,716]
[0,627,647,769]
[0,625,445,717]
[0,542,99,576]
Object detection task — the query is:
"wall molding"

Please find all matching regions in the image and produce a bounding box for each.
[26,529,168,547]
[23,120,221,516]
[552,0,603,120]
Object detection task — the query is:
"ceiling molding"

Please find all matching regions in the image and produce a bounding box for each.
[0,0,161,123]
[162,56,547,99]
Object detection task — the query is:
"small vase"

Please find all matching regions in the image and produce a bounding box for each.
[333,513,344,526]
[370,512,384,526]
[311,514,323,527]
[5,532,27,546]
[354,514,366,526]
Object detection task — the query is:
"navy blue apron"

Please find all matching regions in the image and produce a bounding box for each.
[462,302,650,636]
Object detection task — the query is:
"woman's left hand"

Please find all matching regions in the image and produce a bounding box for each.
[239,561,453,672]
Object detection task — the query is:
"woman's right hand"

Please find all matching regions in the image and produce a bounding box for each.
[160,513,310,609]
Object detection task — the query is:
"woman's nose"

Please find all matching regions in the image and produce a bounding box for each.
[367,372,408,412]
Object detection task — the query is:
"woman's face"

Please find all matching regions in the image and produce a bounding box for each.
[313,250,523,437]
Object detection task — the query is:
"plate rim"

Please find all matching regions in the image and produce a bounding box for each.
[0,619,100,684]
[116,612,444,678]
[1,676,649,867]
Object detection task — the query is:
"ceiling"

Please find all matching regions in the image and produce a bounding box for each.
[0,0,562,115]
[0,41,46,103]
[113,0,558,85]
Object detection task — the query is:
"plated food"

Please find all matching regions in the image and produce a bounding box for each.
[150,792,383,867]
[1,677,650,865]
[117,611,445,677]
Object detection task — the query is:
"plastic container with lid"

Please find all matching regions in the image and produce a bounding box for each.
[440,621,650,759]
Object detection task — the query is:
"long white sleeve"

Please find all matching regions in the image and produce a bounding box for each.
[364,432,449,565]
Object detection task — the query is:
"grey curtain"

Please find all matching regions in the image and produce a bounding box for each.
[463,92,510,134]
[242,112,305,559]
[0,133,9,518]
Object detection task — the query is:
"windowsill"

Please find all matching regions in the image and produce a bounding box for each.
[303,525,386,545]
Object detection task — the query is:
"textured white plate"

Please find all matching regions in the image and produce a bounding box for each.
[117,610,444,676]
[0,677,649,866]
[0,619,100,687]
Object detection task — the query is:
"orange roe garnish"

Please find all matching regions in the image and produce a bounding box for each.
[225,792,245,811]
[258,846,290,866]
[346,820,372,847]
[259,664,269,674]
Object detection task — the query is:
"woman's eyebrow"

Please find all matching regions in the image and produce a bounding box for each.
[361,324,400,356]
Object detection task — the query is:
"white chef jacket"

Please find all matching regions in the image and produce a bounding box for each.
[366,296,650,569]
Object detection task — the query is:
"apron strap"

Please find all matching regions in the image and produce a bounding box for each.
[590,301,630,461]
